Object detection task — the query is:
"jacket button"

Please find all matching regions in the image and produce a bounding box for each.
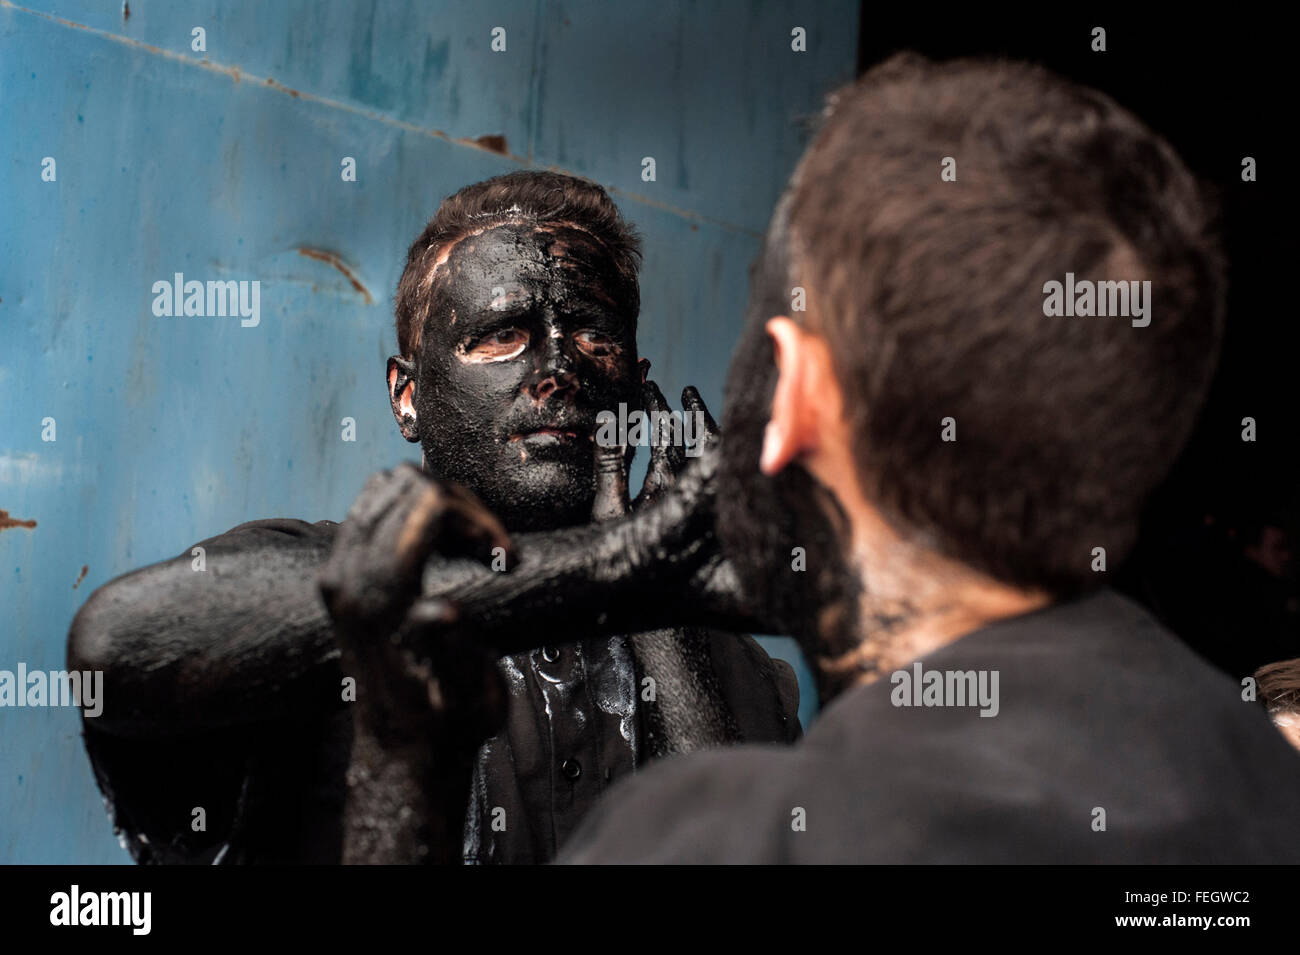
[561,758,582,780]
[541,646,561,663]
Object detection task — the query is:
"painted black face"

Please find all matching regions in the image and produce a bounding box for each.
[415,224,640,532]
[716,228,862,700]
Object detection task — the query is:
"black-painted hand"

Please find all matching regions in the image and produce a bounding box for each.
[404,435,778,658]
[592,381,722,522]
[320,464,521,864]
[318,463,514,744]
[633,383,720,510]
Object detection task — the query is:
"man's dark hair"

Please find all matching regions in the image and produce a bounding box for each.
[1256,658,1300,717]
[394,170,642,357]
[780,53,1227,595]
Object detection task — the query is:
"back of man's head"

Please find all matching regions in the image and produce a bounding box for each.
[1255,658,1300,752]
[776,53,1226,596]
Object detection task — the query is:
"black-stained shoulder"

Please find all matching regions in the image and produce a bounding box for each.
[189,516,339,552]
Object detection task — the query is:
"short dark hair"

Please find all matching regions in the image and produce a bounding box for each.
[782,53,1227,594]
[1256,658,1300,717]
[394,171,642,357]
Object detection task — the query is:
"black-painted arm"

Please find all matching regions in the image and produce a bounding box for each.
[404,445,789,656]
[66,518,345,736]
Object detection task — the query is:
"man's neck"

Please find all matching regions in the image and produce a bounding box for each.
[818,508,1051,688]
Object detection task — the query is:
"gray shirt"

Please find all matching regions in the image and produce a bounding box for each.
[559,589,1300,863]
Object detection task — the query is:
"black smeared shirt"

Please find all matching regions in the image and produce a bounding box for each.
[79,518,800,866]
[557,589,1300,863]
[464,631,801,863]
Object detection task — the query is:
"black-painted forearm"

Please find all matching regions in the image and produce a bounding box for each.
[408,460,789,655]
[340,723,471,864]
[67,520,344,735]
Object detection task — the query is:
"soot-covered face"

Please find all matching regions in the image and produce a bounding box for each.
[407,224,640,532]
[716,237,863,701]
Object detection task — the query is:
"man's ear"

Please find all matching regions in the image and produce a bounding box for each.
[760,316,831,475]
[387,356,420,442]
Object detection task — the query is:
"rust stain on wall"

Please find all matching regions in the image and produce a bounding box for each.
[297,248,374,304]
[470,134,508,154]
[0,509,37,533]
[266,77,301,98]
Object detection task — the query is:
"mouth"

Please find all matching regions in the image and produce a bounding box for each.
[510,427,584,447]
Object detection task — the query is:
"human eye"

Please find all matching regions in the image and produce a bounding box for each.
[462,326,530,363]
[574,329,618,357]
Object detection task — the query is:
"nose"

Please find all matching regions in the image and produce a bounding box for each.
[527,330,578,404]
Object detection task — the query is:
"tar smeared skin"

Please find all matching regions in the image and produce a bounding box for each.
[337,221,651,862]
[68,520,345,735]
[399,223,864,708]
[67,216,793,865]
[590,394,742,753]
[328,387,752,861]
[630,627,743,754]
[406,443,778,654]
[320,465,515,863]
[319,469,514,743]
[715,237,865,704]
[67,520,353,863]
[416,225,641,532]
[339,627,507,864]
[67,436,767,864]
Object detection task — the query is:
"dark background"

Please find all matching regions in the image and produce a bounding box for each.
[858,9,1299,679]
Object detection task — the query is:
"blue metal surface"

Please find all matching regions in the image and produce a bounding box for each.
[0,0,857,862]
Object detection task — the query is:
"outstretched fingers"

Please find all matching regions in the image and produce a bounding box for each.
[681,385,720,452]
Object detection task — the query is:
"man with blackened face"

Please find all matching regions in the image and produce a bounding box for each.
[68,170,799,866]
[373,174,800,863]
[395,216,641,531]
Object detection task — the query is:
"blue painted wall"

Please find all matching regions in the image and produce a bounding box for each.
[0,0,858,862]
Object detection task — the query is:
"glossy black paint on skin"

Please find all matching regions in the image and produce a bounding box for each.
[713,192,864,698]
[415,225,642,532]
[403,216,865,705]
[715,235,865,702]
[67,212,802,866]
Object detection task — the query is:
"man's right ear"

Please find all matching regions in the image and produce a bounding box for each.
[760,316,828,476]
[387,356,420,442]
